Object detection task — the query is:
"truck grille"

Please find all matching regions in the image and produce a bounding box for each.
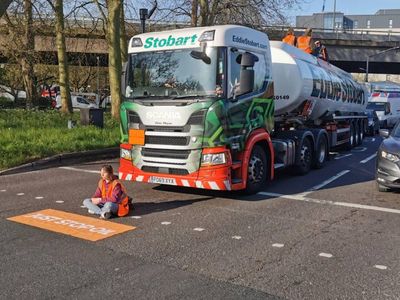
[141,166,189,175]
[141,148,190,159]
[146,136,189,146]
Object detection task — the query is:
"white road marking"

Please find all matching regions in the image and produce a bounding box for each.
[161,221,171,225]
[360,153,377,164]
[374,265,388,270]
[17,193,25,196]
[59,166,99,174]
[55,200,64,203]
[319,253,333,258]
[334,154,352,160]
[80,205,86,208]
[193,227,205,232]
[1,189,6,192]
[131,216,142,219]
[272,243,284,248]
[308,170,350,191]
[351,147,367,152]
[232,236,242,240]
[35,196,44,199]
[258,191,400,215]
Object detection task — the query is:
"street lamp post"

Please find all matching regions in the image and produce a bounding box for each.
[365,46,400,82]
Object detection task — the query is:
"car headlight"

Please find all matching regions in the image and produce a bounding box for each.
[381,150,400,163]
[201,153,226,166]
[121,148,132,160]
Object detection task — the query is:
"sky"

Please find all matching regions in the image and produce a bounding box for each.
[287,0,400,23]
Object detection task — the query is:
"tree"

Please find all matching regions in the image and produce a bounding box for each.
[94,0,123,120]
[46,0,73,114]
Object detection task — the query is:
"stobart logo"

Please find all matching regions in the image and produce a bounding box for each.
[144,34,198,49]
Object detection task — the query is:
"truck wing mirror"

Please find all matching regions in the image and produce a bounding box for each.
[379,129,390,138]
[190,50,211,64]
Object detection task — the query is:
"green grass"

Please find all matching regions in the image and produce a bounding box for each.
[0,109,120,170]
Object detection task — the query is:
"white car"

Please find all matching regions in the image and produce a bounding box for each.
[55,94,98,109]
[368,91,400,128]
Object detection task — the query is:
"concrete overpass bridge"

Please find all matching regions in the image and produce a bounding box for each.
[1,23,400,76]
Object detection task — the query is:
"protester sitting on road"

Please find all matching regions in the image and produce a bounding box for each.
[282,27,297,47]
[312,40,329,62]
[297,28,313,54]
[83,165,130,219]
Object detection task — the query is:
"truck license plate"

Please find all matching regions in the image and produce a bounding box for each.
[148,176,176,185]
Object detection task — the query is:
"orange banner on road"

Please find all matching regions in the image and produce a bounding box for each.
[7,209,136,241]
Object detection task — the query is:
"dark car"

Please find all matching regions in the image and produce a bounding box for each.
[366,109,380,135]
[376,122,400,192]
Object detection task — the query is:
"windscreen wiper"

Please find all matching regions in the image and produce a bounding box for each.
[170,94,216,99]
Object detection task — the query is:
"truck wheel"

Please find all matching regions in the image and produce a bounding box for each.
[245,145,267,194]
[354,122,359,146]
[294,138,312,175]
[344,123,354,151]
[313,135,328,169]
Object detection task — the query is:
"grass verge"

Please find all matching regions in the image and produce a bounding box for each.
[0,109,120,170]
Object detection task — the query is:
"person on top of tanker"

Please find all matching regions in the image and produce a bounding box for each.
[82,165,131,219]
[297,28,313,54]
[312,40,329,62]
[282,27,297,47]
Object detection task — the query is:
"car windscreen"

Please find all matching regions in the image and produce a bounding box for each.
[391,122,400,138]
[366,102,386,111]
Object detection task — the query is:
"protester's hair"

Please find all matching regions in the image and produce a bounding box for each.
[101,165,114,175]
[287,27,294,35]
[305,28,312,36]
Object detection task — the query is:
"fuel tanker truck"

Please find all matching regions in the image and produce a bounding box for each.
[119,25,367,193]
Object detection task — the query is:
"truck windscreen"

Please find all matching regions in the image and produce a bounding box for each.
[125,48,224,100]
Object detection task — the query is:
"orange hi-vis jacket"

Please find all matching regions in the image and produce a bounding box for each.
[282,35,296,46]
[98,178,130,217]
[297,36,312,54]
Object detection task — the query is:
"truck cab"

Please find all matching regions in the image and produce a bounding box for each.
[119,25,275,192]
[368,91,400,128]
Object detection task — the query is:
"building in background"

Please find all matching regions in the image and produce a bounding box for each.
[297,9,400,31]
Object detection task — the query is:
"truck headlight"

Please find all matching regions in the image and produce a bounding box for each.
[201,153,226,166]
[381,150,400,163]
[121,148,132,161]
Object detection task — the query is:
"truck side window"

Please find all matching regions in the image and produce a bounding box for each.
[229,48,268,98]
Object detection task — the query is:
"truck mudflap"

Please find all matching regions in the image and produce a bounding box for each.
[119,156,232,191]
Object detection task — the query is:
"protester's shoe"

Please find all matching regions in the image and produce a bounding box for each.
[88,210,95,215]
[100,212,111,219]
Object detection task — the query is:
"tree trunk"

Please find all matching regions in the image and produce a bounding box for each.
[120,2,128,63]
[199,0,209,26]
[22,0,36,109]
[106,0,122,121]
[191,0,198,26]
[55,0,72,114]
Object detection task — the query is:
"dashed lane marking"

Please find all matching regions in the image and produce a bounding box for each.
[272,243,284,248]
[1,189,6,192]
[334,154,352,160]
[307,170,350,192]
[59,166,100,174]
[319,253,333,258]
[131,216,142,219]
[193,227,205,232]
[55,200,64,204]
[258,191,400,215]
[232,236,242,240]
[360,153,377,164]
[161,221,171,225]
[35,196,44,199]
[17,193,25,196]
[7,209,135,241]
[374,265,388,270]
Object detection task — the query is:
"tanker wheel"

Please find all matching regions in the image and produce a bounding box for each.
[357,121,364,146]
[344,123,354,151]
[245,145,267,194]
[313,135,328,169]
[354,122,359,146]
[295,138,312,175]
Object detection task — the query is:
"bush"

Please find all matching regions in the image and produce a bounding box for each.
[0,97,14,109]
